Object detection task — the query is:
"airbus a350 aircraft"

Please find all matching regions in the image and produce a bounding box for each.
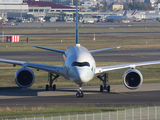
[0,5,160,98]
[106,9,137,23]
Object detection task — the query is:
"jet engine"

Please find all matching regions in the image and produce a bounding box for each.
[122,68,143,90]
[15,67,35,88]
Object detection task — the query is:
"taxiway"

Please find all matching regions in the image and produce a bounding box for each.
[0,83,160,107]
[0,48,160,62]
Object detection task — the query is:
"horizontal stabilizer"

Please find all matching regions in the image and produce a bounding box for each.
[89,46,121,53]
[33,45,65,53]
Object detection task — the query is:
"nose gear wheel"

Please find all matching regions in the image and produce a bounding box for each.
[76,87,84,98]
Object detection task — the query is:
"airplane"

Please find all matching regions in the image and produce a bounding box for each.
[0,4,160,98]
[106,9,137,23]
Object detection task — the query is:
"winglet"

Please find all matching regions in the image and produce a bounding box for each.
[75,3,79,44]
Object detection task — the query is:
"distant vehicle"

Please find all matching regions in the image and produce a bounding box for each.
[16,19,23,22]
[82,20,94,24]
[156,17,160,22]
[143,16,160,22]
[122,20,130,23]
[82,18,95,24]
[66,18,73,22]
[106,9,137,23]
[79,18,96,24]
[11,22,15,26]
[133,17,143,22]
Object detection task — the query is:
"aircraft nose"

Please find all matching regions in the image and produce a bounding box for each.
[75,68,91,83]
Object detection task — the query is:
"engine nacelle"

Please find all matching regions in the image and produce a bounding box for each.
[122,68,143,90]
[15,67,35,88]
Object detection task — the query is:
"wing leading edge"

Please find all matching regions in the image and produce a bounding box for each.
[33,45,65,53]
[89,46,121,53]
[95,60,160,76]
[0,59,67,78]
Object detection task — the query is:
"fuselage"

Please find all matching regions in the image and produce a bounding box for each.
[107,16,126,21]
[107,15,135,22]
[64,44,96,85]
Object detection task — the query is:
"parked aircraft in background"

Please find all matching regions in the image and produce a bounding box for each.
[0,5,160,98]
[106,9,137,23]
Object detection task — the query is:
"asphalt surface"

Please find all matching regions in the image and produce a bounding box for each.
[4,21,160,36]
[0,83,160,107]
[5,20,160,28]
[0,48,160,62]
[5,32,160,37]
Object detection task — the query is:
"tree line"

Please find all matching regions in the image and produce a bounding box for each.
[123,0,154,10]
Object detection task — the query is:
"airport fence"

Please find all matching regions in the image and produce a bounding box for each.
[1,105,160,120]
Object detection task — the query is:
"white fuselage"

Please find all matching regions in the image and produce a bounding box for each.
[107,15,126,20]
[107,15,135,22]
[64,44,96,85]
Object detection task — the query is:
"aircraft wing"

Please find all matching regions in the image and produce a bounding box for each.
[0,58,67,78]
[95,60,160,75]
[89,46,121,53]
[33,45,65,54]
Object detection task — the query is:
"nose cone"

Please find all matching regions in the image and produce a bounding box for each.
[75,68,92,83]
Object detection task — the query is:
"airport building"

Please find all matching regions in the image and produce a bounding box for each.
[25,1,76,21]
[26,1,76,16]
[81,0,102,8]
[26,0,73,6]
[0,0,76,21]
[0,0,160,23]
[0,0,28,19]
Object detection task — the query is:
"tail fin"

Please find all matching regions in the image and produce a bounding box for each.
[75,3,79,44]
[123,10,127,16]
[131,9,137,16]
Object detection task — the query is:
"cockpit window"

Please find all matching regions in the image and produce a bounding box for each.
[72,62,90,67]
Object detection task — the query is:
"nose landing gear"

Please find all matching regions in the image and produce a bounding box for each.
[76,86,84,98]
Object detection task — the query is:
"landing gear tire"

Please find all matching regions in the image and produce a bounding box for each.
[80,92,84,97]
[76,92,84,98]
[107,85,110,92]
[100,85,103,92]
[53,84,56,91]
[76,92,80,98]
[46,84,49,91]
[100,85,110,92]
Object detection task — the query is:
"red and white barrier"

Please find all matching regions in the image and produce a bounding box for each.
[6,36,20,42]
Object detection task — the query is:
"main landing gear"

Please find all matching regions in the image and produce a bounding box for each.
[97,73,110,92]
[46,73,59,91]
[76,85,84,98]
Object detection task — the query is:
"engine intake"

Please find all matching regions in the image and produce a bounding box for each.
[123,68,143,90]
[15,67,35,88]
